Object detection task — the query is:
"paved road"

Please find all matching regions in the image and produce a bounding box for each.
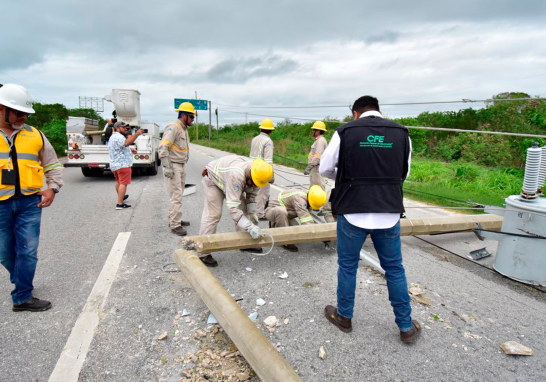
[1,143,545,381]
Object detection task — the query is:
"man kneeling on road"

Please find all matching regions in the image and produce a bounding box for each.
[108,121,142,209]
[264,185,327,252]
[199,155,273,267]
[319,95,421,343]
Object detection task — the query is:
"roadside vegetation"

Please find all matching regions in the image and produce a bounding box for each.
[189,93,545,209]
[26,103,105,156]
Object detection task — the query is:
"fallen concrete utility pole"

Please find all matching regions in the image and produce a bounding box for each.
[173,249,303,382]
[181,214,503,253]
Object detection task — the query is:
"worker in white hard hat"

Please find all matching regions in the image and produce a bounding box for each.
[0,84,63,312]
[249,118,275,220]
[199,156,273,267]
[159,102,195,236]
[265,185,327,252]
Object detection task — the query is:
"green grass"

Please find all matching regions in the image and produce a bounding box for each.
[405,159,524,209]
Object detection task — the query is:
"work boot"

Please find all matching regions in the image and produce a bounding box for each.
[324,305,352,333]
[282,244,298,252]
[181,221,191,227]
[400,320,422,343]
[200,255,218,267]
[240,247,263,253]
[13,297,52,312]
[171,226,187,236]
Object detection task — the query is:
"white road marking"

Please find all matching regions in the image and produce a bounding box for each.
[271,184,285,192]
[48,232,132,382]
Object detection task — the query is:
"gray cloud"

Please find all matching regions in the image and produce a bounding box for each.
[2,0,546,71]
[365,31,401,45]
[205,54,300,83]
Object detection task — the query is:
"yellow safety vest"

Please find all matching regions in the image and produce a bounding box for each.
[0,126,44,200]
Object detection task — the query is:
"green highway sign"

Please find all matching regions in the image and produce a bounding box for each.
[174,98,208,111]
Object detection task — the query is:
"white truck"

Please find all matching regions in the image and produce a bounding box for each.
[64,89,161,177]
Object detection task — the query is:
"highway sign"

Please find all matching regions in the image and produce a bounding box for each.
[174,98,208,111]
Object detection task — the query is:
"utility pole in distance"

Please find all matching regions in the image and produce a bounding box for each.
[215,108,219,138]
[195,91,198,140]
[208,100,212,146]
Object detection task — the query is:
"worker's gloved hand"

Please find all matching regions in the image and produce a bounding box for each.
[247,203,259,225]
[304,165,312,175]
[162,157,174,179]
[249,225,263,239]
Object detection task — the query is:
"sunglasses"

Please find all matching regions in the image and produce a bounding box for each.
[11,109,31,118]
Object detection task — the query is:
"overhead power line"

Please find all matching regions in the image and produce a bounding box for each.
[217,109,546,139]
[215,97,546,110]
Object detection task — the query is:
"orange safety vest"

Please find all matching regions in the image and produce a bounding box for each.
[0,126,44,200]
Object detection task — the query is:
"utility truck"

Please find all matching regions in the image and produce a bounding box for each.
[64,89,161,177]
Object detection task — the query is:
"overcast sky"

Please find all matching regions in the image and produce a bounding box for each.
[2,0,545,129]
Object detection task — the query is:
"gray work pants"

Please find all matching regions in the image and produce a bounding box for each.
[165,162,186,229]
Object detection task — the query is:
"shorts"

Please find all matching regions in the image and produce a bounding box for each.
[113,167,132,185]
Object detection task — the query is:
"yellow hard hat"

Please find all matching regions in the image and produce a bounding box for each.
[251,158,273,188]
[176,102,196,115]
[308,185,327,210]
[259,118,275,130]
[312,120,327,131]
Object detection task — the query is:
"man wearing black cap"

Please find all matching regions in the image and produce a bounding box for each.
[320,95,420,343]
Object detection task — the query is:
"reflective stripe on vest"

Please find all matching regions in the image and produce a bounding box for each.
[0,126,44,200]
[277,190,307,208]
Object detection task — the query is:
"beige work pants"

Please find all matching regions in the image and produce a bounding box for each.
[256,183,270,218]
[165,162,186,229]
[264,206,300,228]
[309,166,325,189]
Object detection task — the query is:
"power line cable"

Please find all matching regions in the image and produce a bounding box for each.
[218,108,546,139]
[216,97,546,110]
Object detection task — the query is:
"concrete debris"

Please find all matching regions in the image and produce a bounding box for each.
[464,332,482,340]
[319,346,327,359]
[179,238,203,252]
[158,332,168,341]
[181,309,190,317]
[279,272,288,279]
[284,318,290,325]
[248,312,258,322]
[268,327,276,333]
[181,328,258,381]
[500,341,534,356]
[207,313,219,324]
[256,298,266,306]
[264,316,279,328]
[409,283,425,296]
[412,294,431,306]
[246,267,253,272]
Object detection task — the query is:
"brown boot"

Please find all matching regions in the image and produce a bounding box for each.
[324,305,352,333]
[171,226,187,236]
[282,244,298,252]
[400,320,422,343]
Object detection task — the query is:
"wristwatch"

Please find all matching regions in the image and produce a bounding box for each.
[51,188,59,194]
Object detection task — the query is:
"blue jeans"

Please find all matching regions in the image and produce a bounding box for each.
[336,215,412,331]
[0,194,42,305]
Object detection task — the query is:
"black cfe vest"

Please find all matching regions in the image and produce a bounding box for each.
[331,116,410,215]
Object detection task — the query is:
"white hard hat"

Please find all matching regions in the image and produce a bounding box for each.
[0,84,35,114]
